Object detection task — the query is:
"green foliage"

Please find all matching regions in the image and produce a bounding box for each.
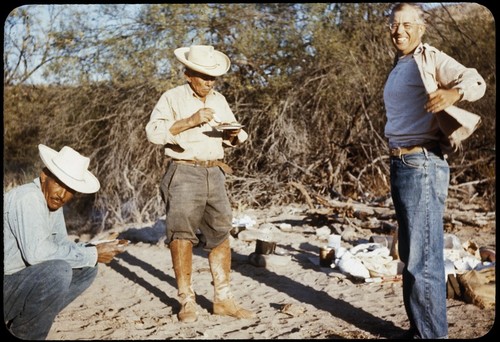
[3,3,495,233]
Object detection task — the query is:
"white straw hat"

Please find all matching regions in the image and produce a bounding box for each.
[174,45,230,77]
[38,144,100,194]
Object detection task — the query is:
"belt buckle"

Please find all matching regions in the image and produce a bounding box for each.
[196,160,213,167]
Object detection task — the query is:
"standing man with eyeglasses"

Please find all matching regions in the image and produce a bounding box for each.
[383,3,486,339]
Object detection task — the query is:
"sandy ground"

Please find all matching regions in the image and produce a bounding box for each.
[41,204,495,340]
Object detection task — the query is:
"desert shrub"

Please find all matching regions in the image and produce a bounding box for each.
[3,3,495,234]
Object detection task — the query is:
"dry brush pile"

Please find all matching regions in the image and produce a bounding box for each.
[3,3,495,235]
[3,70,495,236]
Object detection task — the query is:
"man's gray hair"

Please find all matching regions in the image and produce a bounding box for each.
[390,3,426,25]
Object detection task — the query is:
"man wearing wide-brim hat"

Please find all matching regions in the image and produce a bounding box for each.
[146,45,255,322]
[3,144,128,340]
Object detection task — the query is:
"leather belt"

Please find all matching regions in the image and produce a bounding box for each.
[172,159,233,174]
[390,142,438,158]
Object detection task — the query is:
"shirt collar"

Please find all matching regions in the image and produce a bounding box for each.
[413,43,425,56]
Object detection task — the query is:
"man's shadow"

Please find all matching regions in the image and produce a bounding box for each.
[108,220,405,338]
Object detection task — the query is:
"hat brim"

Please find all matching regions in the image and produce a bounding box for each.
[38,144,100,194]
[174,47,231,77]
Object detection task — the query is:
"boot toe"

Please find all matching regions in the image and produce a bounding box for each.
[214,299,256,319]
[178,301,199,323]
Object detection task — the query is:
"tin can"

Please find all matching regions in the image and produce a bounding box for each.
[319,246,335,267]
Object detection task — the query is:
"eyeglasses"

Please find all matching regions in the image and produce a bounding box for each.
[388,22,421,32]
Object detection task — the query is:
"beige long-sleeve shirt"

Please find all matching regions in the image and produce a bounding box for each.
[146,84,248,161]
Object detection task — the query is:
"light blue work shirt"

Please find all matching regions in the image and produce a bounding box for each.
[3,178,98,275]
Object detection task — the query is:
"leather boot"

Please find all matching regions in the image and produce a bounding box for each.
[170,239,198,322]
[208,238,256,319]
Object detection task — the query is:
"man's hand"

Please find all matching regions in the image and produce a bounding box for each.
[95,239,128,264]
[192,108,216,126]
[170,108,216,135]
[223,128,240,144]
[425,88,462,114]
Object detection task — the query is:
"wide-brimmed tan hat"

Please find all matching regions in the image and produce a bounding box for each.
[174,45,230,77]
[38,144,100,194]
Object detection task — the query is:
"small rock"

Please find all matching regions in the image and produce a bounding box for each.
[248,252,292,268]
[279,303,306,316]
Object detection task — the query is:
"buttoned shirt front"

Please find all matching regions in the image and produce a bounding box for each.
[146,84,248,161]
[3,178,98,275]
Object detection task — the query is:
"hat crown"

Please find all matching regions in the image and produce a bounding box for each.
[52,146,89,182]
[38,144,100,193]
[174,45,230,77]
[187,45,218,69]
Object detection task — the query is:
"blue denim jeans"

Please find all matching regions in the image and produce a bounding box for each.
[390,148,449,339]
[4,260,98,340]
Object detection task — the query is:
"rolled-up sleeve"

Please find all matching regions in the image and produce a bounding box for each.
[435,52,486,102]
[452,67,486,102]
[237,129,249,143]
[145,93,178,145]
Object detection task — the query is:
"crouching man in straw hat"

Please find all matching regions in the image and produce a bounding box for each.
[146,45,255,322]
[4,144,128,340]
